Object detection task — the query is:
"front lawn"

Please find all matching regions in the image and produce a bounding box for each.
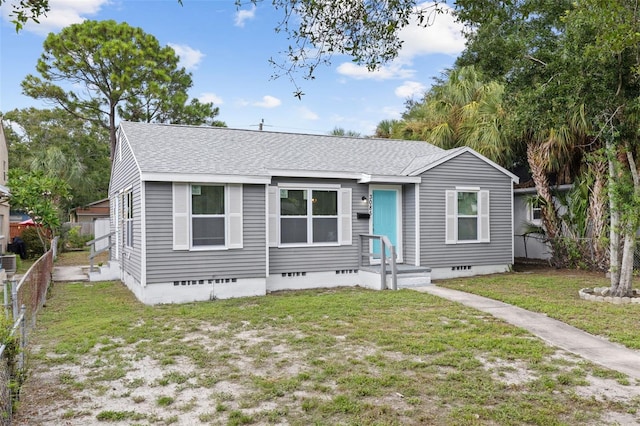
[14,277,640,425]
[438,265,640,350]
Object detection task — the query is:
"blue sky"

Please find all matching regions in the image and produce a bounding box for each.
[0,1,465,136]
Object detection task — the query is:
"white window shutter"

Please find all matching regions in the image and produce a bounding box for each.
[339,188,352,245]
[268,186,279,247]
[173,183,190,250]
[479,190,490,242]
[227,184,243,249]
[445,190,456,244]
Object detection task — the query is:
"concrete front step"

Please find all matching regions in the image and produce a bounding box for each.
[88,260,120,282]
[397,272,432,288]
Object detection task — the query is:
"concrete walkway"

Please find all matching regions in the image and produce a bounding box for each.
[415,285,640,381]
[52,265,88,282]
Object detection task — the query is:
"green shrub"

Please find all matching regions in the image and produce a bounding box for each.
[19,227,45,259]
[62,225,93,251]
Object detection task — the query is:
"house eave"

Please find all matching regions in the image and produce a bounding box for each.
[140,172,272,184]
[358,174,421,184]
[268,169,363,180]
[514,184,573,194]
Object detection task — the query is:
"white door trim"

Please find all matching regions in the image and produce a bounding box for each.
[369,185,403,263]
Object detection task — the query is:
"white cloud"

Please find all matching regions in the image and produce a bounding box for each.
[1,0,109,35]
[397,2,466,61]
[168,43,205,70]
[253,95,281,108]
[234,4,256,27]
[394,81,426,98]
[382,106,403,119]
[199,93,223,105]
[298,106,319,120]
[336,62,415,81]
[335,3,465,81]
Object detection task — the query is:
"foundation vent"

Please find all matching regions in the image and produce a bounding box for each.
[173,279,206,286]
[173,278,237,286]
[281,272,307,277]
[451,265,472,271]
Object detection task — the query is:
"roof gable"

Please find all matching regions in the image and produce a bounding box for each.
[406,146,519,183]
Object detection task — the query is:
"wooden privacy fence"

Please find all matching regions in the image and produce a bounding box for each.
[0,237,58,424]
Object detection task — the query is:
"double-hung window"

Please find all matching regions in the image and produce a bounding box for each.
[122,189,133,248]
[172,183,243,251]
[191,185,225,247]
[529,200,542,224]
[445,188,490,244]
[280,189,338,244]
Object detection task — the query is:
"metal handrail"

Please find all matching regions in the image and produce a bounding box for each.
[86,232,115,272]
[358,234,398,290]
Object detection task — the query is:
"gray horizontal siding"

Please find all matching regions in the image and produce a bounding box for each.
[110,135,142,282]
[269,178,369,273]
[420,152,513,268]
[145,182,266,283]
[403,184,416,265]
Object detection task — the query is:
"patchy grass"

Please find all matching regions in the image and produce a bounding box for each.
[14,277,640,425]
[55,249,109,267]
[438,265,640,349]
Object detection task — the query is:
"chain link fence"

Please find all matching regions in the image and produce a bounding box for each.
[0,237,58,424]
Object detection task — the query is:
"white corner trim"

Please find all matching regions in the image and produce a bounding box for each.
[265,185,270,277]
[414,183,420,267]
[140,182,147,287]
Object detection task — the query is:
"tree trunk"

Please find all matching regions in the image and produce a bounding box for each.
[588,158,608,267]
[613,232,636,296]
[608,138,622,287]
[527,143,559,239]
[609,144,640,295]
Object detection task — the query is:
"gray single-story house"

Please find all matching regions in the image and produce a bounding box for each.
[108,121,519,304]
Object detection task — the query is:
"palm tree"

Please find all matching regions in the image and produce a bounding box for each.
[390,66,513,166]
[329,127,361,137]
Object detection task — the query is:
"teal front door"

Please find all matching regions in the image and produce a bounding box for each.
[371,188,401,262]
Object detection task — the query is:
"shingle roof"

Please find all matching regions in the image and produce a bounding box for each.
[119,121,445,177]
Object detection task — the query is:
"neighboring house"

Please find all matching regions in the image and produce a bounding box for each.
[109,121,519,304]
[513,184,572,261]
[69,198,110,235]
[0,125,10,254]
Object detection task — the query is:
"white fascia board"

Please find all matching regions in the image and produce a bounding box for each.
[514,184,573,194]
[409,146,520,184]
[140,172,271,184]
[358,174,421,184]
[268,169,362,180]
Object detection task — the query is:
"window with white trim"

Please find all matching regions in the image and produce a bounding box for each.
[445,189,490,244]
[172,183,243,251]
[122,189,133,248]
[191,185,225,246]
[530,201,542,224]
[280,188,338,244]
